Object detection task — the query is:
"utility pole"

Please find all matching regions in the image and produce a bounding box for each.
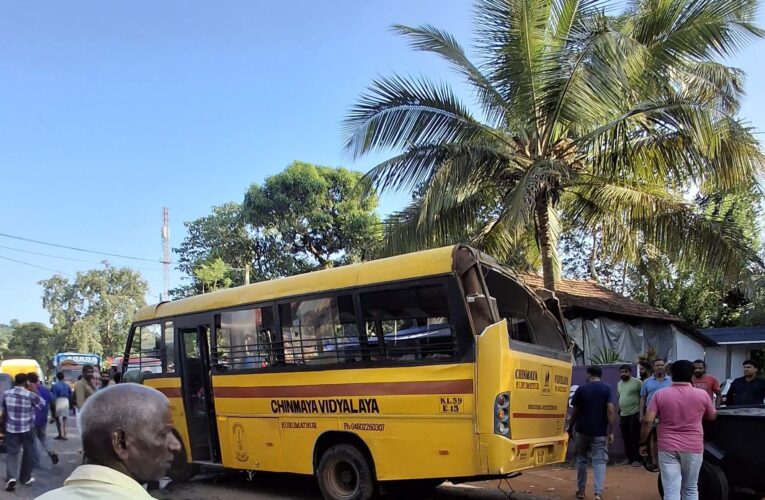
[161,207,170,301]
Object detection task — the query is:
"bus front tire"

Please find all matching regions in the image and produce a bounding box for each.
[317,444,376,500]
[167,442,198,484]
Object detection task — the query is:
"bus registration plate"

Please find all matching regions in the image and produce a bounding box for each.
[438,396,464,413]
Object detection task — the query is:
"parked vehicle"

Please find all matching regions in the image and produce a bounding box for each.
[0,372,13,450]
[658,404,765,499]
[0,359,44,382]
[54,352,101,389]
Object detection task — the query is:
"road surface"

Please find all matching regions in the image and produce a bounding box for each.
[9,419,663,499]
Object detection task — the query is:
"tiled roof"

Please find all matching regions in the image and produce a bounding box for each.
[701,326,765,344]
[519,273,683,323]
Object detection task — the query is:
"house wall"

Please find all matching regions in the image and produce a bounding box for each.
[705,347,728,380]
[674,328,705,362]
[705,344,759,381]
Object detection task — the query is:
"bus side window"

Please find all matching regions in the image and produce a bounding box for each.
[359,284,456,362]
[279,295,360,366]
[139,324,162,375]
[484,268,566,351]
[164,321,175,374]
[215,307,276,371]
[127,327,141,371]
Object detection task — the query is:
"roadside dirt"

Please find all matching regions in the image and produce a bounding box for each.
[470,463,660,499]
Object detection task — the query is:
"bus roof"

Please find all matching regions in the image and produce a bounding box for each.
[134,245,459,323]
[0,359,41,367]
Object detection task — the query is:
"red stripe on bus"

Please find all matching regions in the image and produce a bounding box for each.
[511,413,565,419]
[212,379,474,398]
[155,387,183,398]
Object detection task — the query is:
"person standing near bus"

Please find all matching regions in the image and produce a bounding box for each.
[640,358,671,471]
[691,360,720,402]
[50,372,72,440]
[74,364,96,410]
[2,373,45,491]
[26,373,58,466]
[640,360,716,500]
[568,366,616,500]
[727,359,765,406]
[617,364,642,466]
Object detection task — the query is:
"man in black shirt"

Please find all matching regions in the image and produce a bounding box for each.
[569,366,616,500]
[727,359,765,406]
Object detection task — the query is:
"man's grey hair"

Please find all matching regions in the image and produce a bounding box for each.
[80,383,170,463]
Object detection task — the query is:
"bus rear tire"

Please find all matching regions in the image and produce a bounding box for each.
[317,444,376,500]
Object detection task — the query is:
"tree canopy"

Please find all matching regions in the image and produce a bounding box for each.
[172,162,382,298]
[243,161,381,269]
[344,0,765,291]
[39,264,148,357]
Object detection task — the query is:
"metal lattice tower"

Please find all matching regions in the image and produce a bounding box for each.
[161,207,170,301]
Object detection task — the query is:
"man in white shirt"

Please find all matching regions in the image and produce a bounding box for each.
[36,383,182,500]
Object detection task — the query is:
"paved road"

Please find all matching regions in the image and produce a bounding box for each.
[6,419,82,499]
[154,472,539,500]
[9,420,542,499]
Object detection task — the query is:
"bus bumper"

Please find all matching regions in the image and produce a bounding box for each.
[479,433,569,475]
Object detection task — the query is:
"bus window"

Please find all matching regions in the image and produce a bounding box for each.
[279,295,360,366]
[164,321,175,373]
[484,268,566,352]
[360,283,457,361]
[215,306,275,371]
[125,324,164,375]
[139,323,163,374]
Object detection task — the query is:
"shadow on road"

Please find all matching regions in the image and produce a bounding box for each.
[152,470,527,500]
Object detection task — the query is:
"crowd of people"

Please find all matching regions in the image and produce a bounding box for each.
[1,363,121,492]
[569,358,765,500]
[2,365,180,499]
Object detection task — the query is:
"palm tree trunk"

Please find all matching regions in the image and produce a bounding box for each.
[589,230,599,282]
[535,199,556,292]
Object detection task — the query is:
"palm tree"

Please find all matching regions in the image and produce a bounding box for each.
[344,0,764,291]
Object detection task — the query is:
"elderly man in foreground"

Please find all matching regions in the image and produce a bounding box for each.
[36,383,182,500]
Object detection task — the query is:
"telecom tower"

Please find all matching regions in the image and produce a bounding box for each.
[161,207,170,301]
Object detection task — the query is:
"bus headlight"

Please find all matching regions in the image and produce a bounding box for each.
[494,392,510,437]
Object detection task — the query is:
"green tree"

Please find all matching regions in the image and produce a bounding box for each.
[0,323,12,360]
[171,202,305,298]
[5,321,57,368]
[193,257,233,293]
[40,264,148,357]
[344,0,764,291]
[243,161,382,269]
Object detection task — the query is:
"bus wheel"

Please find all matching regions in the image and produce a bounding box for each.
[317,444,376,500]
[168,440,198,484]
[698,462,728,500]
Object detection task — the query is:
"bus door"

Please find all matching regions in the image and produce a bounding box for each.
[177,316,221,463]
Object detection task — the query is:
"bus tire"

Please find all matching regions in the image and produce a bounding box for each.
[317,443,376,500]
[168,438,198,484]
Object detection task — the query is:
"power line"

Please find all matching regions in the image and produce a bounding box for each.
[0,255,71,276]
[0,232,162,263]
[0,243,163,271]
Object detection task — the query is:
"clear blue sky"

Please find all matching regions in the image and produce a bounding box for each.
[1,1,764,325]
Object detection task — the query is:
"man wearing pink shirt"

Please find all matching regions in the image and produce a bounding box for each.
[640,360,716,500]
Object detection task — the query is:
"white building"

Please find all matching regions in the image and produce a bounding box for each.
[702,326,765,381]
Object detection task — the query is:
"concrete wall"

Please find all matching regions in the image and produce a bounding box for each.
[705,347,728,380]
[705,344,758,380]
[674,328,705,362]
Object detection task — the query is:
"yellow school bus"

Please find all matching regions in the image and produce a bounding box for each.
[122,245,572,499]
